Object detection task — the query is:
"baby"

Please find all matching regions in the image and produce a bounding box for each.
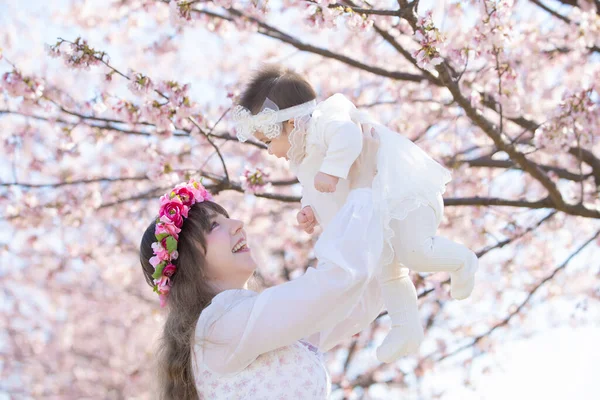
[232,65,478,363]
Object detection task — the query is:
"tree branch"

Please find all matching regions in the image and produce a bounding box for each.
[0,176,148,188]
[189,116,230,181]
[444,196,554,209]
[1,109,267,149]
[477,210,558,258]
[529,0,572,23]
[568,147,600,188]
[429,228,600,363]
[190,6,430,83]
[528,0,600,52]
[324,2,401,17]
[458,155,594,182]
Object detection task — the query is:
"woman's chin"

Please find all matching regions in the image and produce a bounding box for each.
[235,249,257,268]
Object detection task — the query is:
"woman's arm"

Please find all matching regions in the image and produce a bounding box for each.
[199,132,381,375]
[309,278,384,352]
[200,190,382,374]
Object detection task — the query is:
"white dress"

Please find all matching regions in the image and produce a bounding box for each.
[294,94,453,265]
[193,189,385,399]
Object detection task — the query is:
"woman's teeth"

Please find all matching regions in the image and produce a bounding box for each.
[232,240,248,253]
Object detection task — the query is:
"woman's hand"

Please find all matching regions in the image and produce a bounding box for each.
[348,126,379,190]
[314,172,339,193]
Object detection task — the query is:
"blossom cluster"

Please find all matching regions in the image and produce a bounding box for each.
[1,69,45,100]
[412,11,446,71]
[46,37,107,70]
[240,166,270,193]
[534,88,598,151]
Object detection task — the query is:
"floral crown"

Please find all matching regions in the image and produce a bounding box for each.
[149,179,213,307]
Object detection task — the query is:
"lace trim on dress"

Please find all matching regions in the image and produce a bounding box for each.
[286,114,311,165]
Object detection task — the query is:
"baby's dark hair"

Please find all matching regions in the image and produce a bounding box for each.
[238,64,317,115]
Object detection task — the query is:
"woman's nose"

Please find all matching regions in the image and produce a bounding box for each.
[231,219,244,234]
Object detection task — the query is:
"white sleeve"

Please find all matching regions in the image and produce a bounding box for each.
[198,189,382,374]
[319,121,363,180]
[300,190,311,209]
[316,278,384,352]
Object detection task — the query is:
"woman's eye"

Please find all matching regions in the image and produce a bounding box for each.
[265,141,271,145]
[210,221,219,230]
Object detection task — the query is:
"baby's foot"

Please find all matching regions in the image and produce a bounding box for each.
[450,252,478,300]
[376,320,424,363]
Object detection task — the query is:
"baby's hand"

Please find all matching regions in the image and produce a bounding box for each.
[297,206,318,234]
[314,172,339,193]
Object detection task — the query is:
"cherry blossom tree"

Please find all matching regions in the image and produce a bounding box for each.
[1,0,599,398]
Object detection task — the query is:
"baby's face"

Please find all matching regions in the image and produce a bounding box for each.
[255,122,294,160]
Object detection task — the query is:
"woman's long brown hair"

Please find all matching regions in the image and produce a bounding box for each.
[140,201,228,399]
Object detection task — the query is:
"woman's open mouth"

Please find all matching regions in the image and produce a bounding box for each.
[232,239,250,253]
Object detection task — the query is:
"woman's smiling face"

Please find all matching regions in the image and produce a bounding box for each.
[202,211,256,290]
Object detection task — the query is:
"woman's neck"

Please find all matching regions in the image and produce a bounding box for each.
[210,275,252,293]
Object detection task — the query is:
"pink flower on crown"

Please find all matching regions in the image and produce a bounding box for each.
[189,179,212,202]
[156,276,171,308]
[155,215,181,240]
[171,186,195,207]
[159,294,169,308]
[160,236,178,256]
[159,197,186,227]
[151,241,171,261]
[155,275,170,291]
[163,264,177,278]
[149,255,162,268]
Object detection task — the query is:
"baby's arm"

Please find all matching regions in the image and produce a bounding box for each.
[315,121,364,193]
[297,205,317,234]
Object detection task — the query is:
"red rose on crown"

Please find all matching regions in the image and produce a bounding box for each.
[171,186,195,207]
[159,198,186,228]
[162,264,177,278]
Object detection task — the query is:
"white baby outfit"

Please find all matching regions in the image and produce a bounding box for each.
[292,94,478,362]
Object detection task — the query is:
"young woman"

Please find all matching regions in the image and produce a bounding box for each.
[140,128,382,399]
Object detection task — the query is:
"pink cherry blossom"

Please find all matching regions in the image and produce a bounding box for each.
[169,0,194,26]
[240,166,270,193]
[1,70,44,100]
[127,70,154,96]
